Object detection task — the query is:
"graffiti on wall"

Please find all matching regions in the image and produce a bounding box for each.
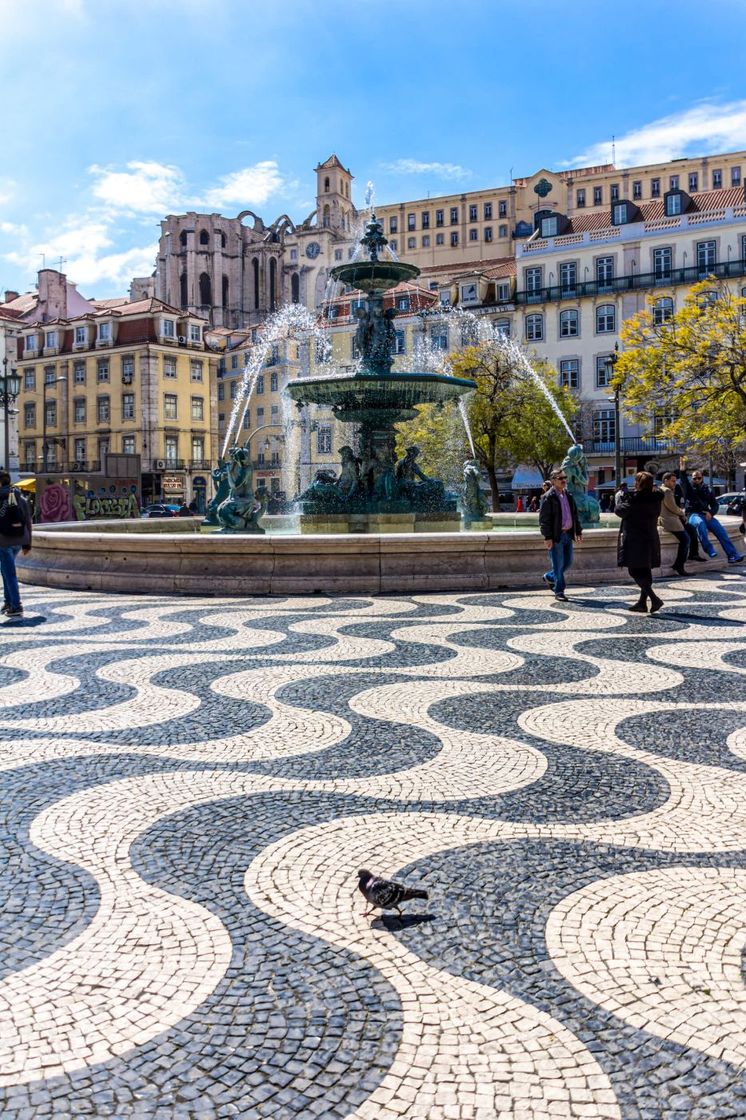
[38,479,141,523]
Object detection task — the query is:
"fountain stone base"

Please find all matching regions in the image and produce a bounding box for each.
[297,511,462,535]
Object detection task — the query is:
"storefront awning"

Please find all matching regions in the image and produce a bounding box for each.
[14,478,36,492]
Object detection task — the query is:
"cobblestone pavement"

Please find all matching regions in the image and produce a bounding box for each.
[1,573,746,1119]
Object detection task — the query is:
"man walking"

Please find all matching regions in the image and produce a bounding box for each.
[0,471,32,618]
[678,466,744,565]
[539,468,583,602]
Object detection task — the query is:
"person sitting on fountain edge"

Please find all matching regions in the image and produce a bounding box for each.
[539,468,583,602]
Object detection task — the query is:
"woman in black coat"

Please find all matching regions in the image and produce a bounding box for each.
[615,471,665,613]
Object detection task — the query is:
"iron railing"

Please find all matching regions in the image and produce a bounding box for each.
[515,259,746,304]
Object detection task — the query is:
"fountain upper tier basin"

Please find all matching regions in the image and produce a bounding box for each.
[330,260,420,292]
[288,370,477,422]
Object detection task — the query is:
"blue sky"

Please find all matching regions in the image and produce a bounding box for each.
[3,0,746,299]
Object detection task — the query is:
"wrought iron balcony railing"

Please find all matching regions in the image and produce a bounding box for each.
[515,259,746,304]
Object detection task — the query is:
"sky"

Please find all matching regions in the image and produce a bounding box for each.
[3,0,746,300]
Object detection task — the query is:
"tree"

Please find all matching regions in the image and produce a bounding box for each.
[617,279,746,454]
[397,340,576,510]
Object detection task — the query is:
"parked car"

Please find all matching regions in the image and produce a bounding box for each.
[141,503,179,518]
[716,492,744,514]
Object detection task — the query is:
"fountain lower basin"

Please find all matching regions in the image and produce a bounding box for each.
[18,518,742,597]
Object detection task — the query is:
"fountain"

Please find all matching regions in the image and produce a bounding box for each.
[286,214,476,532]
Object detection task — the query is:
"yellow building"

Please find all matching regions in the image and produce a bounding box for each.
[16,297,218,511]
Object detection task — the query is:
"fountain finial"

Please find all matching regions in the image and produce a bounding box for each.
[360,213,388,263]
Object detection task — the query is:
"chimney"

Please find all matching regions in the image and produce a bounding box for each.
[37,269,68,320]
[4,291,19,303]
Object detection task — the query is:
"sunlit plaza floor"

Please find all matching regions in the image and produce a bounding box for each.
[1,573,745,1119]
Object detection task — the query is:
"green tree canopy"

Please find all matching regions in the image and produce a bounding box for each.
[397,340,576,510]
[617,279,746,453]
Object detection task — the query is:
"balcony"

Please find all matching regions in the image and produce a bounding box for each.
[587,436,678,457]
[515,258,746,304]
[35,460,102,474]
[189,459,211,470]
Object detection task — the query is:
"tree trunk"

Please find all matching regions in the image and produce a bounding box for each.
[487,464,500,512]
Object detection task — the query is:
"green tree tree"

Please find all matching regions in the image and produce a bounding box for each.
[397,341,576,510]
[617,279,746,454]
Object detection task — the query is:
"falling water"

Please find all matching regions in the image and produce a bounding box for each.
[458,397,476,457]
[495,335,576,443]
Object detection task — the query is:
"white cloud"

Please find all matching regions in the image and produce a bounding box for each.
[89,160,186,214]
[4,219,156,290]
[382,159,471,181]
[197,161,286,210]
[565,100,746,169]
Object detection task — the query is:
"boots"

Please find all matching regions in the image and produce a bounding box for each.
[649,593,664,614]
[628,597,648,613]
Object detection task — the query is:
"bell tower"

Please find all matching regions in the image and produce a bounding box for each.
[315,154,354,233]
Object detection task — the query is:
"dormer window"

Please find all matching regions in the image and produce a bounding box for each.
[664,189,689,217]
[74,325,87,346]
[537,211,568,238]
[98,322,111,341]
[189,324,202,342]
[25,334,38,352]
[162,319,175,338]
[45,330,58,349]
[611,201,640,226]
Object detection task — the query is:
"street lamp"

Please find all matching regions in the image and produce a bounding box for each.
[42,375,67,473]
[605,342,621,487]
[0,356,21,475]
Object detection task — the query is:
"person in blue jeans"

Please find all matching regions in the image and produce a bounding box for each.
[539,468,583,602]
[0,471,33,618]
[678,466,745,565]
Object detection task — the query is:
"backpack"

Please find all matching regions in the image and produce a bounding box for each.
[0,491,25,538]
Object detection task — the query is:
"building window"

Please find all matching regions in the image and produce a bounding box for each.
[494,319,510,338]
[389,217,398,233]
[407,237,416,250]
[192,436,205,463]
[164,356,177,379]
[484,202,492,219]
[24,368,35,391]
[162,319,175,338]
[669,175,679,190]
[559,262,577,294]
[334,248,343,261]
[422,235,430,248]
[665,192,682,217]
[96,360,109,382]
[484,227,492,242]
[98,322,111,342]
[317,426,332,454]
[421,212,430,229]
[593,408,616,442]
[74,439,85,462]
[189,324,202,342]
[697,240,717,276]
[431,329,449,351]
[164,393,178,420]
[653,246,672,282]
[190,360,203,382]
[73,398,86,423]
[559,309,579,337]
[122,436,136,454]
[712,169,722,189]
[394,330,406,354]
[122,393,135,420]
[397,296,410,311]
[610,184,619,202]
[593,186,603,205]
[498,200,507,218]
[559,358,579,389]
[165,437,178,463]
[469,228,478,241]
[595,355,612,388]
[96,396,110,423]
[256,374,265,393]
[632,180,642,200]
[499,224,508,238]
[74,326,87,345]
[653,297,674,324]
[46,330,58,349]
[688,172,698,192]
[576,188,586,208]
[218,383,225,401]
[450,207,458,224]
[541,216,559,237]
[435,209,444,226]
[435,233,444,246]
[469,204,478,222]
[596,304,616,333]
[24,403,35,428]
[407,213,416,231]
[24,441,36,467]
[613,202,630,224]
[121,356,134,384]
[525,314,543,341]
[98,437,109,462]
[199,229,209,245]
[651,178,661,198]
[231,381,240,400]
[450,232,459,246]
[191,396,204,421]
[596,256,614,289]
[524,267,542,302]
[390,239,397,252]
[231,354,239,369]
[73,361,85,384]
[44,366,56,385]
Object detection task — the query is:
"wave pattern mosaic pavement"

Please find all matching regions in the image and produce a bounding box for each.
[1,574,745,1118]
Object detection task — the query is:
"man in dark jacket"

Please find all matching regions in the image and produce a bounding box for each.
[539,468,583,602]
[678,467,744,564]
[0,472,32,618]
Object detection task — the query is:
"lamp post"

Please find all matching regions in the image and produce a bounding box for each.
[605,342,621,487]
[42,375,67,473]
[0,356,21,475]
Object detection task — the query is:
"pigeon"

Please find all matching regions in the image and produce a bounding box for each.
[356,868,428,917]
